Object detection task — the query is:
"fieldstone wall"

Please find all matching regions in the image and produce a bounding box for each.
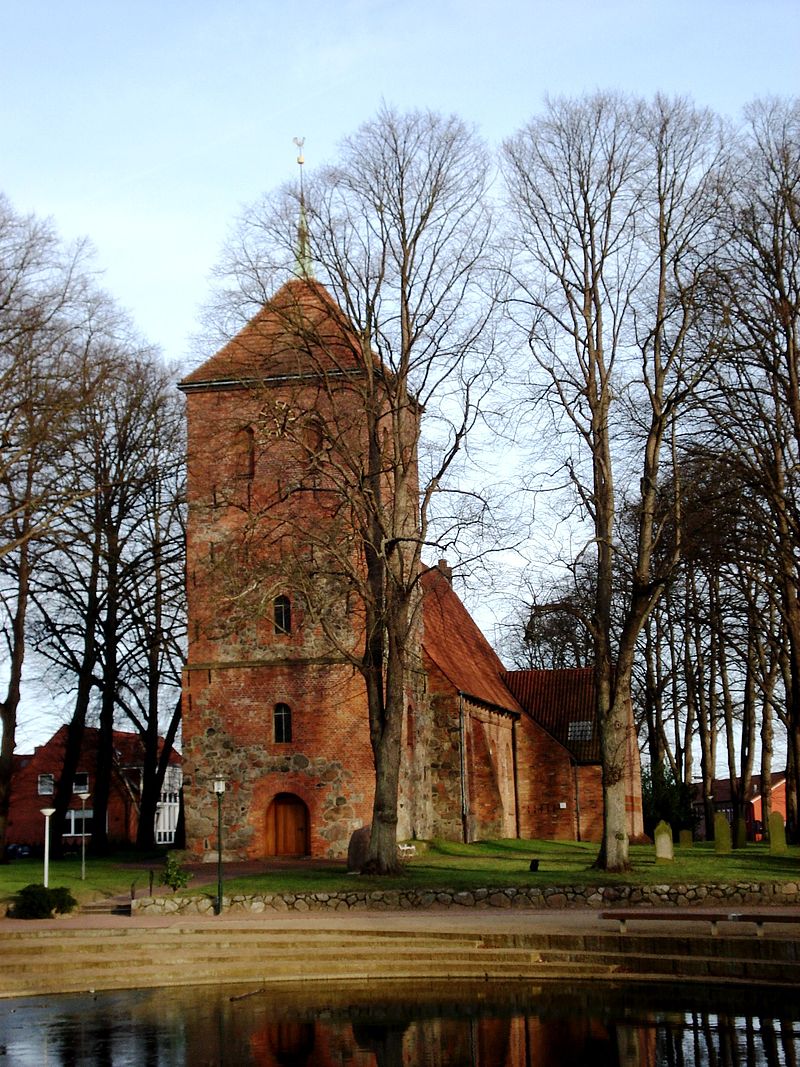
[132,879,800,915]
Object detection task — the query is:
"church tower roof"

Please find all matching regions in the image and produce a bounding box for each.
[179,278,364,392]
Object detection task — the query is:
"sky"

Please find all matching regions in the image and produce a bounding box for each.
[2,0,798,374]
[3,0,799,751]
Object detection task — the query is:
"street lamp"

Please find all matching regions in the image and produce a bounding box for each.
[213,780,225,915]
[40,808,56,888]
[77,792,91,880]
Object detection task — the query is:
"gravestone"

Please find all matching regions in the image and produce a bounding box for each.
[679,829,693,848]
[714,813,732,853]
[734,816,748,849]
[654,820,674,863]
[769,811,787,855]
[347,824,371,872]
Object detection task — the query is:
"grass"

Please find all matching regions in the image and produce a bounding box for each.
[0,852,168,908]
[1,839,798,908]
[218,839,800,897]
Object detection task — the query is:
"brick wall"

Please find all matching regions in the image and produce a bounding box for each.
[182,357,436,859]
[514,714,583,840]
[183,659,378,859]
[7,727,140,848]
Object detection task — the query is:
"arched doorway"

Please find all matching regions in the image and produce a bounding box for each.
[265,793,310,856]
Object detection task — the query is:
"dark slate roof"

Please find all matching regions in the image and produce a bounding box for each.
[421,567,522,715]
[503,668,600,763]
[180,278,363,390]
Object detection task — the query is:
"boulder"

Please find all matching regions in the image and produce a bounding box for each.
[347,824,371,872]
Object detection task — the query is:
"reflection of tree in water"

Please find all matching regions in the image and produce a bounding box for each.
[650,1011,800,1067]
[7,984,799,1066]
[352,1021,407,1066]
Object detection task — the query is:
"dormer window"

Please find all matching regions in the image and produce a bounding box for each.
[568,720,593,742]
[274,595,292,635]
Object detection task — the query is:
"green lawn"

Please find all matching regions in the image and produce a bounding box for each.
[0,852,165,907]
[2,838,798,908]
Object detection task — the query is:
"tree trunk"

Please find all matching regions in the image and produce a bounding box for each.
[0,542,29,856]
[92,527,119,855]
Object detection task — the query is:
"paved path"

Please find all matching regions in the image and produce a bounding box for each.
[4,899,800,935]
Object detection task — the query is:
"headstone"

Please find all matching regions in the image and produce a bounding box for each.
[347,824,371,872]
[769,811,787,855]
[678,829,693,848]
[734,816,748,849]
[654,820,674,863]
[714,813,732,853]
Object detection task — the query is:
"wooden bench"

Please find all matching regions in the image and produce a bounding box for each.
[601,909,800,937]
[398,843,416,858]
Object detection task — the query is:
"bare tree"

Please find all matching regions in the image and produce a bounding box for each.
[0,196,108,854]
[504,93,725,869]
[200,107,500,873]
[703,99,800,838]
[31,351,185,854]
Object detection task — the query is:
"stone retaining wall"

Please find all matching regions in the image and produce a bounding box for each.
[132,880,800,916]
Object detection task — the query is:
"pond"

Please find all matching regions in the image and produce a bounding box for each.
[0,979,798,1066]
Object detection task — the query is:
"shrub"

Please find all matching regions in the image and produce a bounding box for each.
[160,853,191,892]
[642,765,698,839]
[10,884,77,919]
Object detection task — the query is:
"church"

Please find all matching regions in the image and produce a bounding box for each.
[179,278,643,860]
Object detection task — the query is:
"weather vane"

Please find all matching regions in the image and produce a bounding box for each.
[293,137,306,201]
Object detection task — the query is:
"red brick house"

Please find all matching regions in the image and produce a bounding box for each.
[692,773,787,841]
[179,277,643,860]
[6,726,182,851]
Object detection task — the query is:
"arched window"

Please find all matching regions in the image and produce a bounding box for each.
[274,703,292,744]
[233,426,255,480]
[274,595,291,635]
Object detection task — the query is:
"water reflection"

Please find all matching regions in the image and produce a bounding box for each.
[0,980,798,1066]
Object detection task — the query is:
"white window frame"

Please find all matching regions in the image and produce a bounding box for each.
[37,773,54,795]
[568,720,593,742]
[62,808,93,837]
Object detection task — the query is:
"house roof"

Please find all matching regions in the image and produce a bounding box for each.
[691,772,786,805]
[179,278,364,390]
[420,567,522,715]
[22,725,180,769]
[503,668,600,763]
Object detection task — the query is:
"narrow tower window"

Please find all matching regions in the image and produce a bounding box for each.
[274,703,292,744]
[234,426,256,480]
[274,595,292,635]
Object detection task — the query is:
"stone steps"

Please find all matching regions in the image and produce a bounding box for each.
[79,899,132,917]
[2,926,798,998]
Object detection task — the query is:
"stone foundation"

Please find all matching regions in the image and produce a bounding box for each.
[132,879,800,915]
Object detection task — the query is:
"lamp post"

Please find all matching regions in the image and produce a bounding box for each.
[40,808,56,888]
[77,792,91,880]
[213,780,225,915]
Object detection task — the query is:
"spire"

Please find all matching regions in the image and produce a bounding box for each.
[293,136,312,279]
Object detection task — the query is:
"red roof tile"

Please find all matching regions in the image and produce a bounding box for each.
[421,567,522,713]
[503,668,600,762]
[692,772,786,804]
[180,278,364,389]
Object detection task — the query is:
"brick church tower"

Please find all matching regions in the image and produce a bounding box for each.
[179,278,430,860]
[179,276,644,861]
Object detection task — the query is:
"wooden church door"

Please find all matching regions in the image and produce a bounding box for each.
[266,793,310,856]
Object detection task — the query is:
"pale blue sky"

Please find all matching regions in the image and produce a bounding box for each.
[2,0,798,369]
